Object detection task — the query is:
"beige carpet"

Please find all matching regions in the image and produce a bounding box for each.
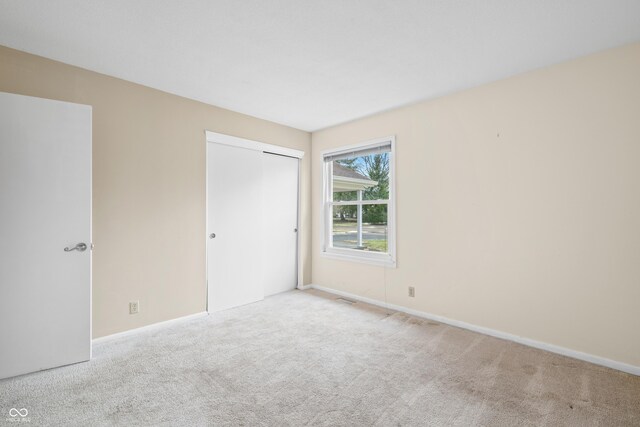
[1,289,639,426]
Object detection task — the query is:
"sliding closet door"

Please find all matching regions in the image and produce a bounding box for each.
[207,138,300,313]
[262,154,299,296]
[207,143,265,312]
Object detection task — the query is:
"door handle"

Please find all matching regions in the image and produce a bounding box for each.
[209,233,216,239]
[64,242,87,252]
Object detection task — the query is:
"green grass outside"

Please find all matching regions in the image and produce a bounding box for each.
[336,239,387,253]
[364,239,387,252]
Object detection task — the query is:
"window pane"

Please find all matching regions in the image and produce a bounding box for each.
[333,190,358,202]
[331,152,389,201]
[332,204,388,253]
[332,204,358,222]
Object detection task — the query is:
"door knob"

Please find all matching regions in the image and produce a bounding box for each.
[64,243,87,252]
[209,233,216,239]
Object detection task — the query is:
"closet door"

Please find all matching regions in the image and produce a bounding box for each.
[262,154,299,296]
[207,143,264,312]
[206,137,301,313]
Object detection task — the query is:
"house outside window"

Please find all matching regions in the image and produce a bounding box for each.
[322,136,396,267]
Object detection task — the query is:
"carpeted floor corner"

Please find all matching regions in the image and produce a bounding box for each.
[1,289,639,426]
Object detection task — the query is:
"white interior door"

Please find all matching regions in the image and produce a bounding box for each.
[207,143,265,312]
[0,92,92,380]
[262,154,299,296]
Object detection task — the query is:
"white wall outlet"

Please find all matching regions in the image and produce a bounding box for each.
[129,301,139,314]
[408,286,415,297]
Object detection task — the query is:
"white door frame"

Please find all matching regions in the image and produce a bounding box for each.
[204,131,304,312]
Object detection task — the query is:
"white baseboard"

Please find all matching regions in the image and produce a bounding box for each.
[308,284,640,376]
[297,284,313,290]
[92,311,208,344]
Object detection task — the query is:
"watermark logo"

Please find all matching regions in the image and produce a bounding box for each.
[6,408,30,423]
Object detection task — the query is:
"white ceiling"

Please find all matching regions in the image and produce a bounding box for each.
[1,1,639,131]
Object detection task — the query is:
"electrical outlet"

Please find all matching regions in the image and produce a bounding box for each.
[408,286,415,297]
[129,301,139,314]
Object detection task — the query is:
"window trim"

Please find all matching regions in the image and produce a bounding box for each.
[321,135,396,268]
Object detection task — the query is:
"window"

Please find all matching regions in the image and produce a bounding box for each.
[322,136,396,266]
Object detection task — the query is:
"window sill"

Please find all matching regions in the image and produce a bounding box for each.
[320,248,396,268]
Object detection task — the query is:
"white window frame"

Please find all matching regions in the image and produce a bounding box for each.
[321,135,396,267]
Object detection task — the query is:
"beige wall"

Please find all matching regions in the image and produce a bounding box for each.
[0,45,312,338]
[312,43,640,368]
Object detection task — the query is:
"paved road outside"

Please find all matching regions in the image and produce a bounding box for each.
[332,223,387,248]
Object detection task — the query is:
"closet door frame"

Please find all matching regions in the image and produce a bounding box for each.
[204,131,304,312]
